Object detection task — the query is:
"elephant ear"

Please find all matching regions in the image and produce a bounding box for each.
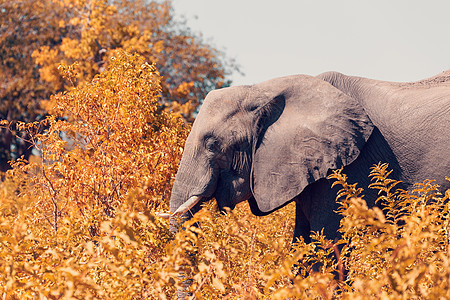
[249,75,374,212]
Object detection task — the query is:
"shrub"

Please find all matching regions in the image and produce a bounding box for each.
[0,50,187,298]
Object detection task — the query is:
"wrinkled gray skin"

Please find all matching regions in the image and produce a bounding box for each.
[170,71,450,243]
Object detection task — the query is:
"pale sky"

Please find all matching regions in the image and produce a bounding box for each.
[173,0,450,86]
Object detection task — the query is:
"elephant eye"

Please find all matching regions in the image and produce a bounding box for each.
[205,138,221,153]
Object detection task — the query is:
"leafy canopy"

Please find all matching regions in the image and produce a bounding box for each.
[0,0,237,171]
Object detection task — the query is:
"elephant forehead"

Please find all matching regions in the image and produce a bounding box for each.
[195,89,254,133]
[202,86,251,110]
[195,106,249,133]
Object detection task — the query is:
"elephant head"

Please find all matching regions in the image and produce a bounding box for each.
[169,74,374,228]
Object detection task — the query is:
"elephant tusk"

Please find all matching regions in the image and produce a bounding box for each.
[154,212,171,219]
[172,195,202,217]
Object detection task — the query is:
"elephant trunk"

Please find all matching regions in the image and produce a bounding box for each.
[169,159,201,213]
[168,148,217,232]
[169,166,203,300]
[168,172,195,232]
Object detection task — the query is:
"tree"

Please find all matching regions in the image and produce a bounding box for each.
[0,0,238,172]
[0,0,67,171]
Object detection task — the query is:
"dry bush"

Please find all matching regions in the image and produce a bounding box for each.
[0,50,187,298]
[1,51,449,299]
[336,165,450,299]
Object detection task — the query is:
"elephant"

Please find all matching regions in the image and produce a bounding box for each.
[166,70,450,244]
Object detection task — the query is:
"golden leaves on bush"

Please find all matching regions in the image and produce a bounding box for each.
[0,51,187,298]
[328,164,450,299]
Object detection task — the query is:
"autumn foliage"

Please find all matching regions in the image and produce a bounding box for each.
[1,51,188,298]
[0,0,236,171]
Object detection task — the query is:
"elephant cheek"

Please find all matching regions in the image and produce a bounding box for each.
[232,177,251,204]
[215,175,250,210]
